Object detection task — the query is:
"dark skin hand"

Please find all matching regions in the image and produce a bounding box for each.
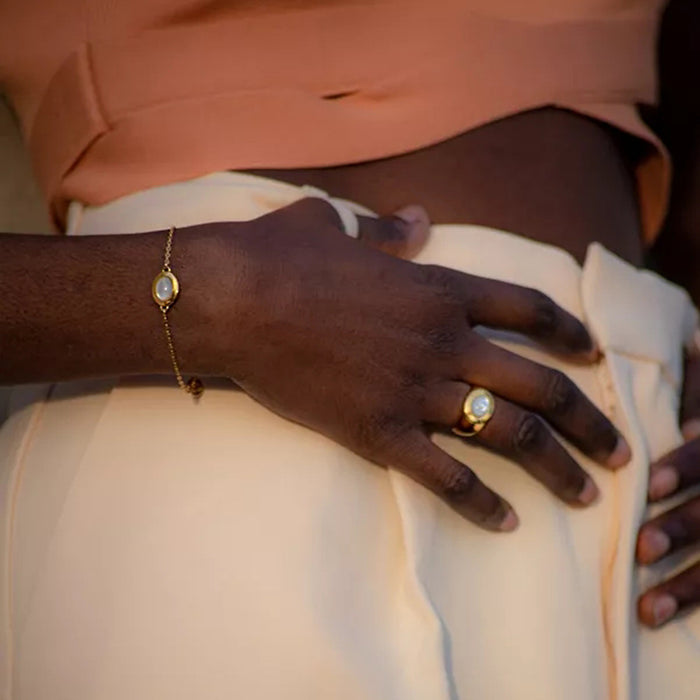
[0,195,629,532]
[255,17,700,620]
[0,204,427,384]
[636,354,700,627]
[187,197,631,531]
[636,0,700,627]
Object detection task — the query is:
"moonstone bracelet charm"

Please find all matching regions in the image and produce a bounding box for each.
[152,226,204,398]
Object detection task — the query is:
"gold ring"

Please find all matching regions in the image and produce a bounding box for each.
[452,388,495,437]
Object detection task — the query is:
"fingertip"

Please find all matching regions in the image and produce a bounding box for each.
[583,343,602,364]
[573,331,601,363]
[393,204,431,259]
[636,527,671,564]
[639,593,677,628]
[606,435,632,470]
[563,331,600,365]
[498,508,520,532]
[394,203,430,228]
[648,466,679,501]
[577,475,600,506]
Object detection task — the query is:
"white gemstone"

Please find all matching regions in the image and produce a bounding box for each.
[155,275,174,302]
[471,395,491,419]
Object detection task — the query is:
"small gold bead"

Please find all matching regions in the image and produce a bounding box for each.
[186,377,205,398]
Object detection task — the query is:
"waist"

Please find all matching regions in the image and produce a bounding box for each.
[24,3,661,230]
[248,107,646,265]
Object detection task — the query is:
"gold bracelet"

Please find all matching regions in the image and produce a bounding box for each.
[152,226,204,398]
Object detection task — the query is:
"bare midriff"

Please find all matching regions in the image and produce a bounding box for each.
[249,107,646,266]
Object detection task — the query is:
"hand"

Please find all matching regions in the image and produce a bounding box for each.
[636,354,700,627]
[189,198,630,531]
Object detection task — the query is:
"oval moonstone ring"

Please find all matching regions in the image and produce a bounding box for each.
[452,387,496,438]
[152,270,180,308]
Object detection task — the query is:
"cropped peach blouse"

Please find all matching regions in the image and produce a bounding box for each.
[0,0,668,236]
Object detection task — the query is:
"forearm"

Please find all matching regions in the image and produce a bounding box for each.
[650,0,700,304]
[0,229,203,384]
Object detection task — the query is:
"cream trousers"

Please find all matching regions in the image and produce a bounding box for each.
[1,173,699,699]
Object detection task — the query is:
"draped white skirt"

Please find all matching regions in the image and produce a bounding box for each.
[1,173,698,699]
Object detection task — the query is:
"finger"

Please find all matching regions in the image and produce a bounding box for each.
[457,334,630,469]
[680,354,700,435]
[648,438,700,501]
[392,430,518,531]
[638,561,700,628]
[682,419,700,442]
[636,494,700,564]
[356,205,431,259]
[278,197,430,260]
[460,276,598,361]
[424,382,599,506]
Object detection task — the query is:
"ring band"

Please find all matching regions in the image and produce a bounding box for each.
[452,388,496,437]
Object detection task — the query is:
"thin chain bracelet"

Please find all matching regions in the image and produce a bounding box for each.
[152,226,204,398]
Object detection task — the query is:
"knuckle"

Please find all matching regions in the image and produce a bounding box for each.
[418,265,462,302]
[424,323,460,354]
[542,370,577,415]
[512,413,547,453]
[395,370,429,412]
[439,467,478,504]
[351,406,405,456]
[397,368,425,393]
[528,289,559,338]
[293,197,342,228]
[411,266,465,343]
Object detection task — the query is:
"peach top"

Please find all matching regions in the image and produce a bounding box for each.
[0,0,667,236]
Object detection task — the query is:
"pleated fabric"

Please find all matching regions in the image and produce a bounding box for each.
[1,172,698,699]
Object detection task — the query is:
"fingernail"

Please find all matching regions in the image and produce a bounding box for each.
[652,595,677,627]
[582,340,602,363]
[681,418,700,441]
[393,205,430,256]
[639,528,671,563]
[648,467,679,501]
[607,435,632,469]
[394,204,429,227]
[577,476,600,506]
[499,509,520,532]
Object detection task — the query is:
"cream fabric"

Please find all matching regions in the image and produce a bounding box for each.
[1,173,699,700]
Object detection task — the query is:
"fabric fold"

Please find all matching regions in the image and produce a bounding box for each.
[2,172,698,699]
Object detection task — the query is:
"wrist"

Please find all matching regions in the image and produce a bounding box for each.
[164,221,255,379]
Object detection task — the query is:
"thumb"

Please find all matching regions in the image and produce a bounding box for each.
[356,204,431,260]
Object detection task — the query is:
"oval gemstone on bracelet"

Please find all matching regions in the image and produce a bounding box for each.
[152,270,180,307]
[156,275,173,300]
